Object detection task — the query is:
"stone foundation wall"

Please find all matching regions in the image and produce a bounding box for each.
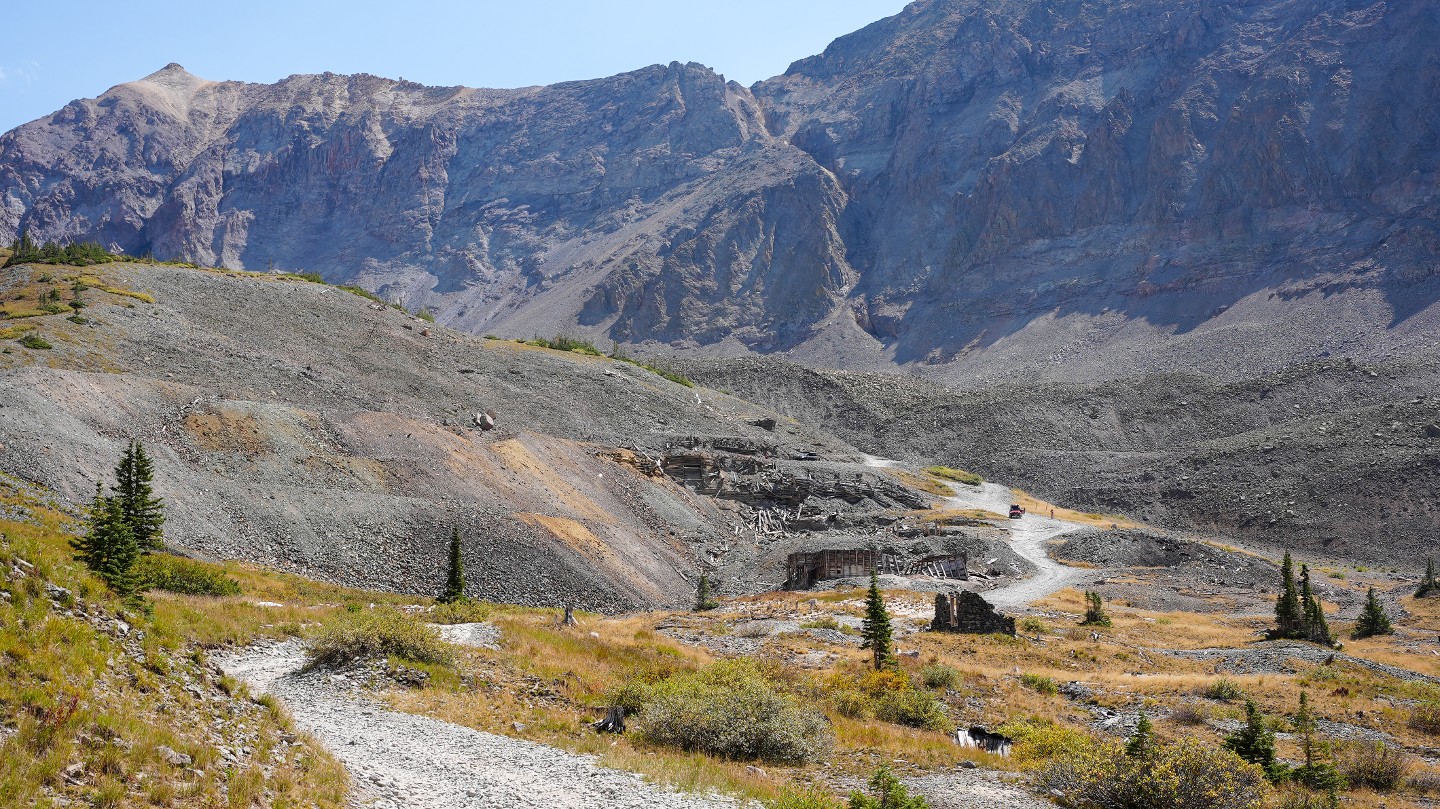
[931,591,1015,635]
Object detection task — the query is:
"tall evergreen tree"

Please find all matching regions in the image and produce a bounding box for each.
[1299,564,1333,645]
[1292,691,1345,796]
[1225,699,1278,780]
[114,440,164,550]
[1353,587,1394,638]
[438,527,466,604]
[1418,558,1438,598]
[71,482,141,597]
[860,571,895,671]
[1275,551,1303,638]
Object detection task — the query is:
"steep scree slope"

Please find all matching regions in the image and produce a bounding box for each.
[0,264,934,610]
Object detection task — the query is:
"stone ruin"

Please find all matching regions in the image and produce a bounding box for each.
[930,591,1015,636]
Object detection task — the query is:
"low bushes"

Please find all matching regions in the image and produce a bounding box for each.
[1335,740,1411,791]
[920,664,959,690]
[1040,737,1267,809]
[306,608,453,670]
[636,660,833,764]
[135,554,240,597]
[829,670,948,731]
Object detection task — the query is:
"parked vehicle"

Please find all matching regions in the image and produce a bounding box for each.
[1008,504,1026,519]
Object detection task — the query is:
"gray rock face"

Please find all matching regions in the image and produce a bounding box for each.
[3,0,1435,368]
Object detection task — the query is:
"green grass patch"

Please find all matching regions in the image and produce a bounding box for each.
[924,466,983,486]
[136,554,241,596]
[306,608,454,669]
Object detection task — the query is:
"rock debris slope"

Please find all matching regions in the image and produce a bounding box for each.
[0,263,943,608]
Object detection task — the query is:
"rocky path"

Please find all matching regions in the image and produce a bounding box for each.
[218,640,736,809]
[941,481,1092,608]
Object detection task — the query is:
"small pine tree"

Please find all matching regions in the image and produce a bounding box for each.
[694,574,719,611]
[848,765,929,809]
[1299,565,1333,646]
[114,440,165,550]
[71,483,142,597]
[1276,551,1303,639]
[1418,558,1438,598]
[1125,710,1156,759]
[860,571,895,671]
[1292,691,1346,796]
[1081,590,1112,627]
[1224,699,1278,780]
[438,527,466,604]
[1353,587,1393,638]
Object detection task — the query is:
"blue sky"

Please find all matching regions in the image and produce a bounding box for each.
[0,1,909,133]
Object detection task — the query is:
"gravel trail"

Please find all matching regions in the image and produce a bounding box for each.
[218,640,736,809]
[942,481,1091,608]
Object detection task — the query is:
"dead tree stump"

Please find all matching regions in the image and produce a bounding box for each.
[593,706,625,734]
[558,605,577,627]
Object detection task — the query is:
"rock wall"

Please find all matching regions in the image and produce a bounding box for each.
[931,591,1015,636]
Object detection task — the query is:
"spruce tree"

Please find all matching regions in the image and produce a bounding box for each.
[860,571,895,671]
[72,483,141,597]
[1353,587,1393,638]
[1224,699,1278,780]
[1299,565,1333,646]
[1292,691,1345,795]
[115,440,165,550]
[1275,551,1302,639]
[438,527,466,604]
[1418,558,1437,598]
[1081,590,1112,627]
[1125,710,1156,759]
[694,574,718,611]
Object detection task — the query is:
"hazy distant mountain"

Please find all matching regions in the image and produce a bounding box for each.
[2,0,1437,377]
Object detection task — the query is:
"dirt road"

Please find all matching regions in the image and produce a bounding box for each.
[218,639,735,809]
[942,481,1091,608]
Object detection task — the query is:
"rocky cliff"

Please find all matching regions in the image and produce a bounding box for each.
[3,0,1435,372]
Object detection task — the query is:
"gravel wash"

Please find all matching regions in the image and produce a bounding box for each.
[218,640,737,809]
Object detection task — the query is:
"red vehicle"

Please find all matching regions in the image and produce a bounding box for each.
[1008,504,1026,519]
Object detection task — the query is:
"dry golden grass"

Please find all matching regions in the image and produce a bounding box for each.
[1012,488,1141,528]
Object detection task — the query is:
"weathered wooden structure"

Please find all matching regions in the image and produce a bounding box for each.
[931,591,1015,636]
[784,549,967,589]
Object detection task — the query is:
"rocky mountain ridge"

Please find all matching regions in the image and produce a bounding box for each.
[2,0,1435,377]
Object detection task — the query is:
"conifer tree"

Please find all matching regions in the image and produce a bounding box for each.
[1125,710,1156,759]
[1418,558,1438,598]
[860,571,895,671]
[694,574,719,611]
[71,482,141,597]
[1353,587,1393,638]
[114,440,164,550]
[1224,699,1278,780]
[1299,564,1333,645]
[1081,590,1112,627]
[1275,551,1302,639]
[1292,691,1345,795]
[438,527,466,604]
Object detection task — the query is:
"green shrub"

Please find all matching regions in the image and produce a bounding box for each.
[283,272,325,283]
[1019,617,1048,635]
[336,285,385,304]
[307,608,453,669]
[135,554,240,596]
[923,466,982,486]
[18,333,52,349]
[1336,740,1411,791]
[920,664,959,690]
[417,309,436,323]
[1204,678,1245,701]
[1020,673,1058,695]
[996,717,1093,765]
[429,598,493,625]
[637,659,833,764]
[1409,702,1440,735]
[873,686,948,731]
[1040,737,1267,809]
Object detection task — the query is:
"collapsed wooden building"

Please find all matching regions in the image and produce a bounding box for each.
[784,547,968,589]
